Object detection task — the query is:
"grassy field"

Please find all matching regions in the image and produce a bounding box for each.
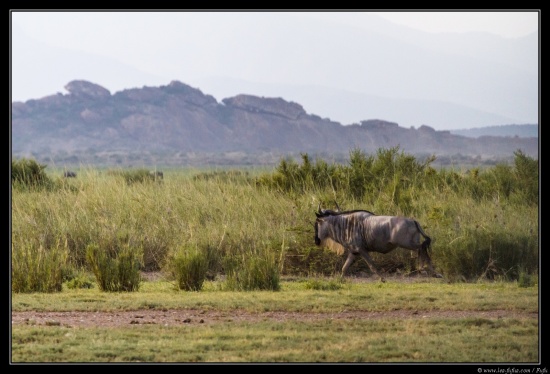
[11,277,539,363]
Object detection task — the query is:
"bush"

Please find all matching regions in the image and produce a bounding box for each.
[256,147,434,206]
[512,150,538,206]
[517,268,537,288]
[64,270,95,290]
[224,249,280,291]
[12,239,68,293]
[86,243,143,292]
[11,158,54,191]
[166,244,210,291]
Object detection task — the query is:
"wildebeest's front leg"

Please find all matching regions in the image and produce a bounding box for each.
[357,248,386,282]
[341,251,358,276]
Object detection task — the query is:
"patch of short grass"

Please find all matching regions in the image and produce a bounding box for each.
[11,317,538,363]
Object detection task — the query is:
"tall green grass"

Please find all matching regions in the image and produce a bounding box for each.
[224,246,281,291]
[11,238,68,293]
[11,148,539,293]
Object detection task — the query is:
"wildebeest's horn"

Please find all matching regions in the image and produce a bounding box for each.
[318,202,322,213]
[334,200,341,212]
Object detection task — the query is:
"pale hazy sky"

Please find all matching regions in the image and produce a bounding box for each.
[11,10,539,39]
[374,11,538,37]
[10,10,540,129]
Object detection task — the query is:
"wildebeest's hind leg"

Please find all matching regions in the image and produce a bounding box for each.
[418,246,443,278]
[414,222,443,278]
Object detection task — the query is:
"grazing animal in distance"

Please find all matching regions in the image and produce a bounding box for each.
[149,171,164,181]
[63,171,77,178]
[314,204,442,281]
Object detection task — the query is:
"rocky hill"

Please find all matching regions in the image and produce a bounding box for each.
[11,80,538,166]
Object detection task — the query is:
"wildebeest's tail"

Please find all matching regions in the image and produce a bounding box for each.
[414,220,431,252]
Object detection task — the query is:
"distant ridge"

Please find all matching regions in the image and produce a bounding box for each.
[450,124,538,138]
[11,80,539,166]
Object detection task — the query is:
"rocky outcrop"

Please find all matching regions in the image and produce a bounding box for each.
[360,119,400,129]
[65,80,111,100]
[162,80,218,107]
[222,94,306,120]
[11,80,539,160]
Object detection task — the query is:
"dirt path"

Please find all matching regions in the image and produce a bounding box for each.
[12,274,538,328]
[11,309,538,328]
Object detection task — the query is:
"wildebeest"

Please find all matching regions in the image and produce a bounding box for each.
[149,171,164,181]
[63,171,77,178]
[314,204,442,281]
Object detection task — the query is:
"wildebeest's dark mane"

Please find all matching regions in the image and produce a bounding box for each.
[336,209,376,216]
[317,209,375,218]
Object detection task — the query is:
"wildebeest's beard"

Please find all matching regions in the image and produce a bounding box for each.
[314,220,321,246]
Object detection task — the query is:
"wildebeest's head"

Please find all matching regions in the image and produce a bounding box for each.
[314,216,345,255]
[314,218,322,246]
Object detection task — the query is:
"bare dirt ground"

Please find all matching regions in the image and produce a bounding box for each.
[11,273,538,328]
[11,309,538,328]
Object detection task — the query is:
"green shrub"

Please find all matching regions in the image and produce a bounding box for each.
[64,270,95,290]
[86,243,143,292]
[512,150,538,206]
[12,239,68,293]
[11,158,54,191]
[224,249,280,291]
[517,268,538,288]
[256,153,340,194]
[256,146,434,206]
[166,244,210,291]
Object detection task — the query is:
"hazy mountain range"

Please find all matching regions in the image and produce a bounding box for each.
[11,80,538,167]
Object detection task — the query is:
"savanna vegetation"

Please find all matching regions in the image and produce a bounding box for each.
[10,146,540,363]
[11,146,539,293]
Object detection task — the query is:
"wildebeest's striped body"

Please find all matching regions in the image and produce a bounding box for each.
[315,209,441,281]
